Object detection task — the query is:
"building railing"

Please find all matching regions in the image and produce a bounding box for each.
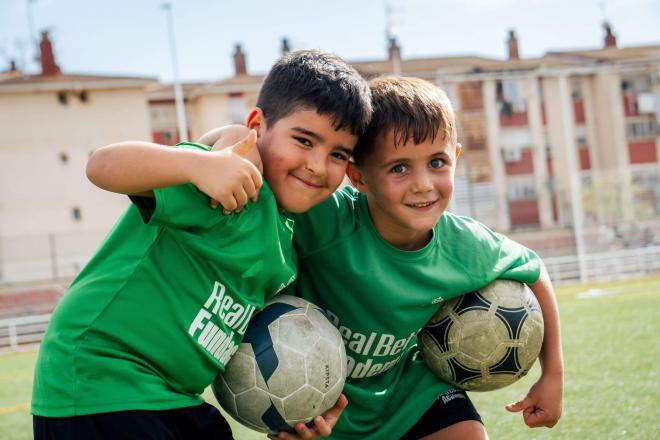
[543,245,660,285]
[0,313,51,352]
[1,246,659,353]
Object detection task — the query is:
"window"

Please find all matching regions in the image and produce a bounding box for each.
[626,118,658,140]
[507,177,537,200]
[57,91,68,105]
[229,94,248,124]
[497,79,525,114]
[502,147,522,163]
[72,207,82,221]
[632,167,659,187]
[570,80,583,100]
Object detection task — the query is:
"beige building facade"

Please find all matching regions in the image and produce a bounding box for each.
[152,30,659,242]
[2,27,659,283]
[0,32,155,282]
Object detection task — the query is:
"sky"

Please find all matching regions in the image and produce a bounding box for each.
[0,0,659,83]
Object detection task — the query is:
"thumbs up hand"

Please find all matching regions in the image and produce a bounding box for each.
[224,128,263,175]
[191,128,263,214]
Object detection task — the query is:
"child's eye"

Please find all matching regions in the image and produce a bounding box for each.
[331,151,350,162]
[429,158,445,169]
[391,164,408,174]
[294,137,312,147]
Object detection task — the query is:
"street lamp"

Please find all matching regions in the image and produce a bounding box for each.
[161,2,188,143]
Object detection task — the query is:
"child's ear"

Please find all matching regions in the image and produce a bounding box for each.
[455,142,462,159]
[246,108,265,136]
[347,162,369,193]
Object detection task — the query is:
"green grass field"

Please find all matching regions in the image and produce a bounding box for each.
[1,276,659,440]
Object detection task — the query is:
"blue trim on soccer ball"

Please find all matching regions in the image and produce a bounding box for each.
[243,302,299,432]
[243,302,297,382]
[262,404,293,433]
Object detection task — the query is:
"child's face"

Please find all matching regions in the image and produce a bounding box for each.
[249,108,358,213]
[349,129,461,250]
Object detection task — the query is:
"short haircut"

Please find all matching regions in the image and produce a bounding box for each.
[353,76,457,165]
[256,50,372,137]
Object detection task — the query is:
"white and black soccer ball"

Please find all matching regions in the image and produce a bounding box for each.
[419,279,544,391]
[212,295,347,433]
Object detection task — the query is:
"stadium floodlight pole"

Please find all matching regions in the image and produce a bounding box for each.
[161,2,189,142]
[557,74,588,283]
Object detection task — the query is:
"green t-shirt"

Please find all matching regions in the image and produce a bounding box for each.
[32,142,297,417]
[290,186,540,440]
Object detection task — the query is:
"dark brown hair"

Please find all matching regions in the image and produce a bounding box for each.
[353,76,456,165]
[256,50,372,136]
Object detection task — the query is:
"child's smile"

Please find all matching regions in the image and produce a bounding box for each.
[350,129,461,250]
[249,108,357,213]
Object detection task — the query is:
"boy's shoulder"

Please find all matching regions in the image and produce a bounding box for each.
[437,211,489,234]
[291,185,362,254]
[435,212,510,249]
[300,185,361,219]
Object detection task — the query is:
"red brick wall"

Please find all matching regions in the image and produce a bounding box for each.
[500,111,529,127]
[628,140,658,164]
[623,93,639,117]
[573,99,585,124]
[0,288,63,317]
[505,150,535,175]
[579,147,591,170]
[509,199,540,227]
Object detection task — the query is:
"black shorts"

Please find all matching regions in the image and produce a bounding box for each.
[399,388,482,440]
[33,402,233,440]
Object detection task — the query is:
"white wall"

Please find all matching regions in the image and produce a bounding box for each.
[0,86,151,282]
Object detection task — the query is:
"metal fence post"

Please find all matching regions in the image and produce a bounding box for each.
[49,233,58,280]
[9,321,18,351]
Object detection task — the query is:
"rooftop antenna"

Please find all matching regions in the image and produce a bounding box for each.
[384,0,401,75]
[598,0,608,22]
[26,0,38,72]
[385,0,393,43]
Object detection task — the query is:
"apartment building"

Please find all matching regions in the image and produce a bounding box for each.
[150,26,659,239]
[1,26,658,282]
[0,32,156,281]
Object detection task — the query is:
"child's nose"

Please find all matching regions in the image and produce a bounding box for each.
[305,151,325,176]
[412,172,433,192]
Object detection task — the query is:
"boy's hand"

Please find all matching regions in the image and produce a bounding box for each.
[268,394,348,440]
[191,130,262,214]
[211,125,262,174]
[505,372,563,428]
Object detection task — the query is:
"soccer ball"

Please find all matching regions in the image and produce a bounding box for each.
[212,295,347,433]
[419,279,544,391]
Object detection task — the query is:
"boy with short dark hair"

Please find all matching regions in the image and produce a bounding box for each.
[288,76,564,439]
[31,50,372,440]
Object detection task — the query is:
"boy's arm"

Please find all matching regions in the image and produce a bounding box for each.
[506,261,564,428]
[86,129,261,213]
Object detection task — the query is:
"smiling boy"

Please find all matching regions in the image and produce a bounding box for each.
[31,50,372,440]
[289,76,564,439]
